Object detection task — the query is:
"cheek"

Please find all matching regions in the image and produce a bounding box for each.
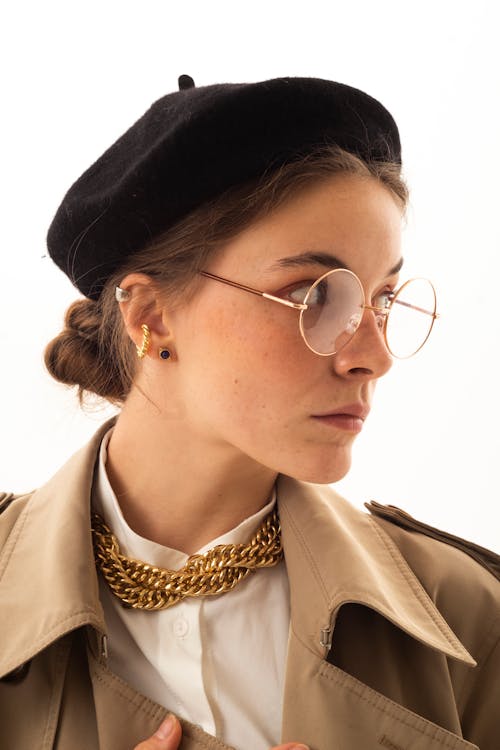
[184,302,311,414]
[209,300,304,370]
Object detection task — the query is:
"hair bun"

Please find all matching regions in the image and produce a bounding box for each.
[44,299,122,402]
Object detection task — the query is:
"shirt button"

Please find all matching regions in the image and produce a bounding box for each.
[173,617,189,637]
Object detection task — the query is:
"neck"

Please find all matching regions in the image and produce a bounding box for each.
[105,393,278,555]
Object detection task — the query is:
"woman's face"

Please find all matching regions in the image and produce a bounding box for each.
[166,173,403,484]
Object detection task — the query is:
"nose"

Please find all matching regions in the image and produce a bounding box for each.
[332,308,393,379]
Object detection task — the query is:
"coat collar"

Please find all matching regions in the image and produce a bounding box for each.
[0,420,474,678]
[0,421,109,678]
[277,474,475,666]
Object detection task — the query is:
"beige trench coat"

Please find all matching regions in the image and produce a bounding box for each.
[1,421,499,750]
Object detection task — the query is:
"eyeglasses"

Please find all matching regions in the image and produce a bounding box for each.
[199,268,438,359]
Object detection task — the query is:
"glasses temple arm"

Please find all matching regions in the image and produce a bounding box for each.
[393,298,439,318]
[199,271,263,296]
[199,271,307,310]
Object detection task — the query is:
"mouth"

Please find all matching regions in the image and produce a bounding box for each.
[311,403,370,433]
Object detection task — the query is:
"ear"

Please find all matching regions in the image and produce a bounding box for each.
[116,273,174,358]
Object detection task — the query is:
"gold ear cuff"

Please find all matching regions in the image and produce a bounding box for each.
[136,324,151,359]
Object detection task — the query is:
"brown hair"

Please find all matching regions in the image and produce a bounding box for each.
[44,145,408,405]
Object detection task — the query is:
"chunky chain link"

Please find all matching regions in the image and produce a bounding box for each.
[92,508,283,610]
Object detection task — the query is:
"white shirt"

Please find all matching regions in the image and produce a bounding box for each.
[92,430,290,750]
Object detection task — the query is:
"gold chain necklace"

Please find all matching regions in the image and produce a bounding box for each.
[91,508,283,611]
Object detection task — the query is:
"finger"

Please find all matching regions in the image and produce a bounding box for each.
[133,714,182,750]
[270,744,309,750]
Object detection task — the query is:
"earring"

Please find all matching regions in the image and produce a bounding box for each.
[159,348,171,360]
[115,286,131,302]
[136,324,151,359]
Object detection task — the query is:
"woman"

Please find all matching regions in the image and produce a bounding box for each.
[0,76,498,750]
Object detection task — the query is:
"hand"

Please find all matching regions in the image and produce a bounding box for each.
[133,714,309,750]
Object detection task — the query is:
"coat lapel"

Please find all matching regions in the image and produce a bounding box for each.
[282,633,478,749]
[277,475,477,749]
[277,474,475,665]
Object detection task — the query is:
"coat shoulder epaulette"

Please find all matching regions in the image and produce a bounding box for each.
[366,500,500,582]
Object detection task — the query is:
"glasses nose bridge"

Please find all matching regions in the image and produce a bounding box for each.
[360,302,390,331]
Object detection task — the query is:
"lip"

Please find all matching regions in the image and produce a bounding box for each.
[311,403,370,433]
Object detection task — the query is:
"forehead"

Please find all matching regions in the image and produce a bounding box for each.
[212,173,403,283]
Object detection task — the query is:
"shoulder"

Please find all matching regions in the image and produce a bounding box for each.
[365,500,500,660]
[366,500,500,582]
[0,419,115,554]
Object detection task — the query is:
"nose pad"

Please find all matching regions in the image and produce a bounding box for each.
[374,310,388,332]
[363,309,390,353]
[345,311,363,336]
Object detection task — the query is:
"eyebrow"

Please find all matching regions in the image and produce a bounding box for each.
[270,251,404,278]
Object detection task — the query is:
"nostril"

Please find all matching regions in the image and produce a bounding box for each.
[348,366,373,376]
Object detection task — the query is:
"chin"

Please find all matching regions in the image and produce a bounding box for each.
[286,451,352,485]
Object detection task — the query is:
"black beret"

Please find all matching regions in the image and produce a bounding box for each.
[47,76,401,300]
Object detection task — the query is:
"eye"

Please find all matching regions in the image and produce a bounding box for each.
[288,285,309,303]
[279,280,316,304]
[373,289,395,310]
[288,280,329,306]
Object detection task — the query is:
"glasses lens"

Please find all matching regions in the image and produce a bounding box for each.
[385,278,437,358]
[300,270,365,355]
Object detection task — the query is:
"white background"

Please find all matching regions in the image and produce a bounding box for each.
[1,1,498,550]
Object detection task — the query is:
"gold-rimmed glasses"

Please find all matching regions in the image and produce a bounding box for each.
[199,268,438,359]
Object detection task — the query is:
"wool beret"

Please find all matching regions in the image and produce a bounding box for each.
[47,76,401,300]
